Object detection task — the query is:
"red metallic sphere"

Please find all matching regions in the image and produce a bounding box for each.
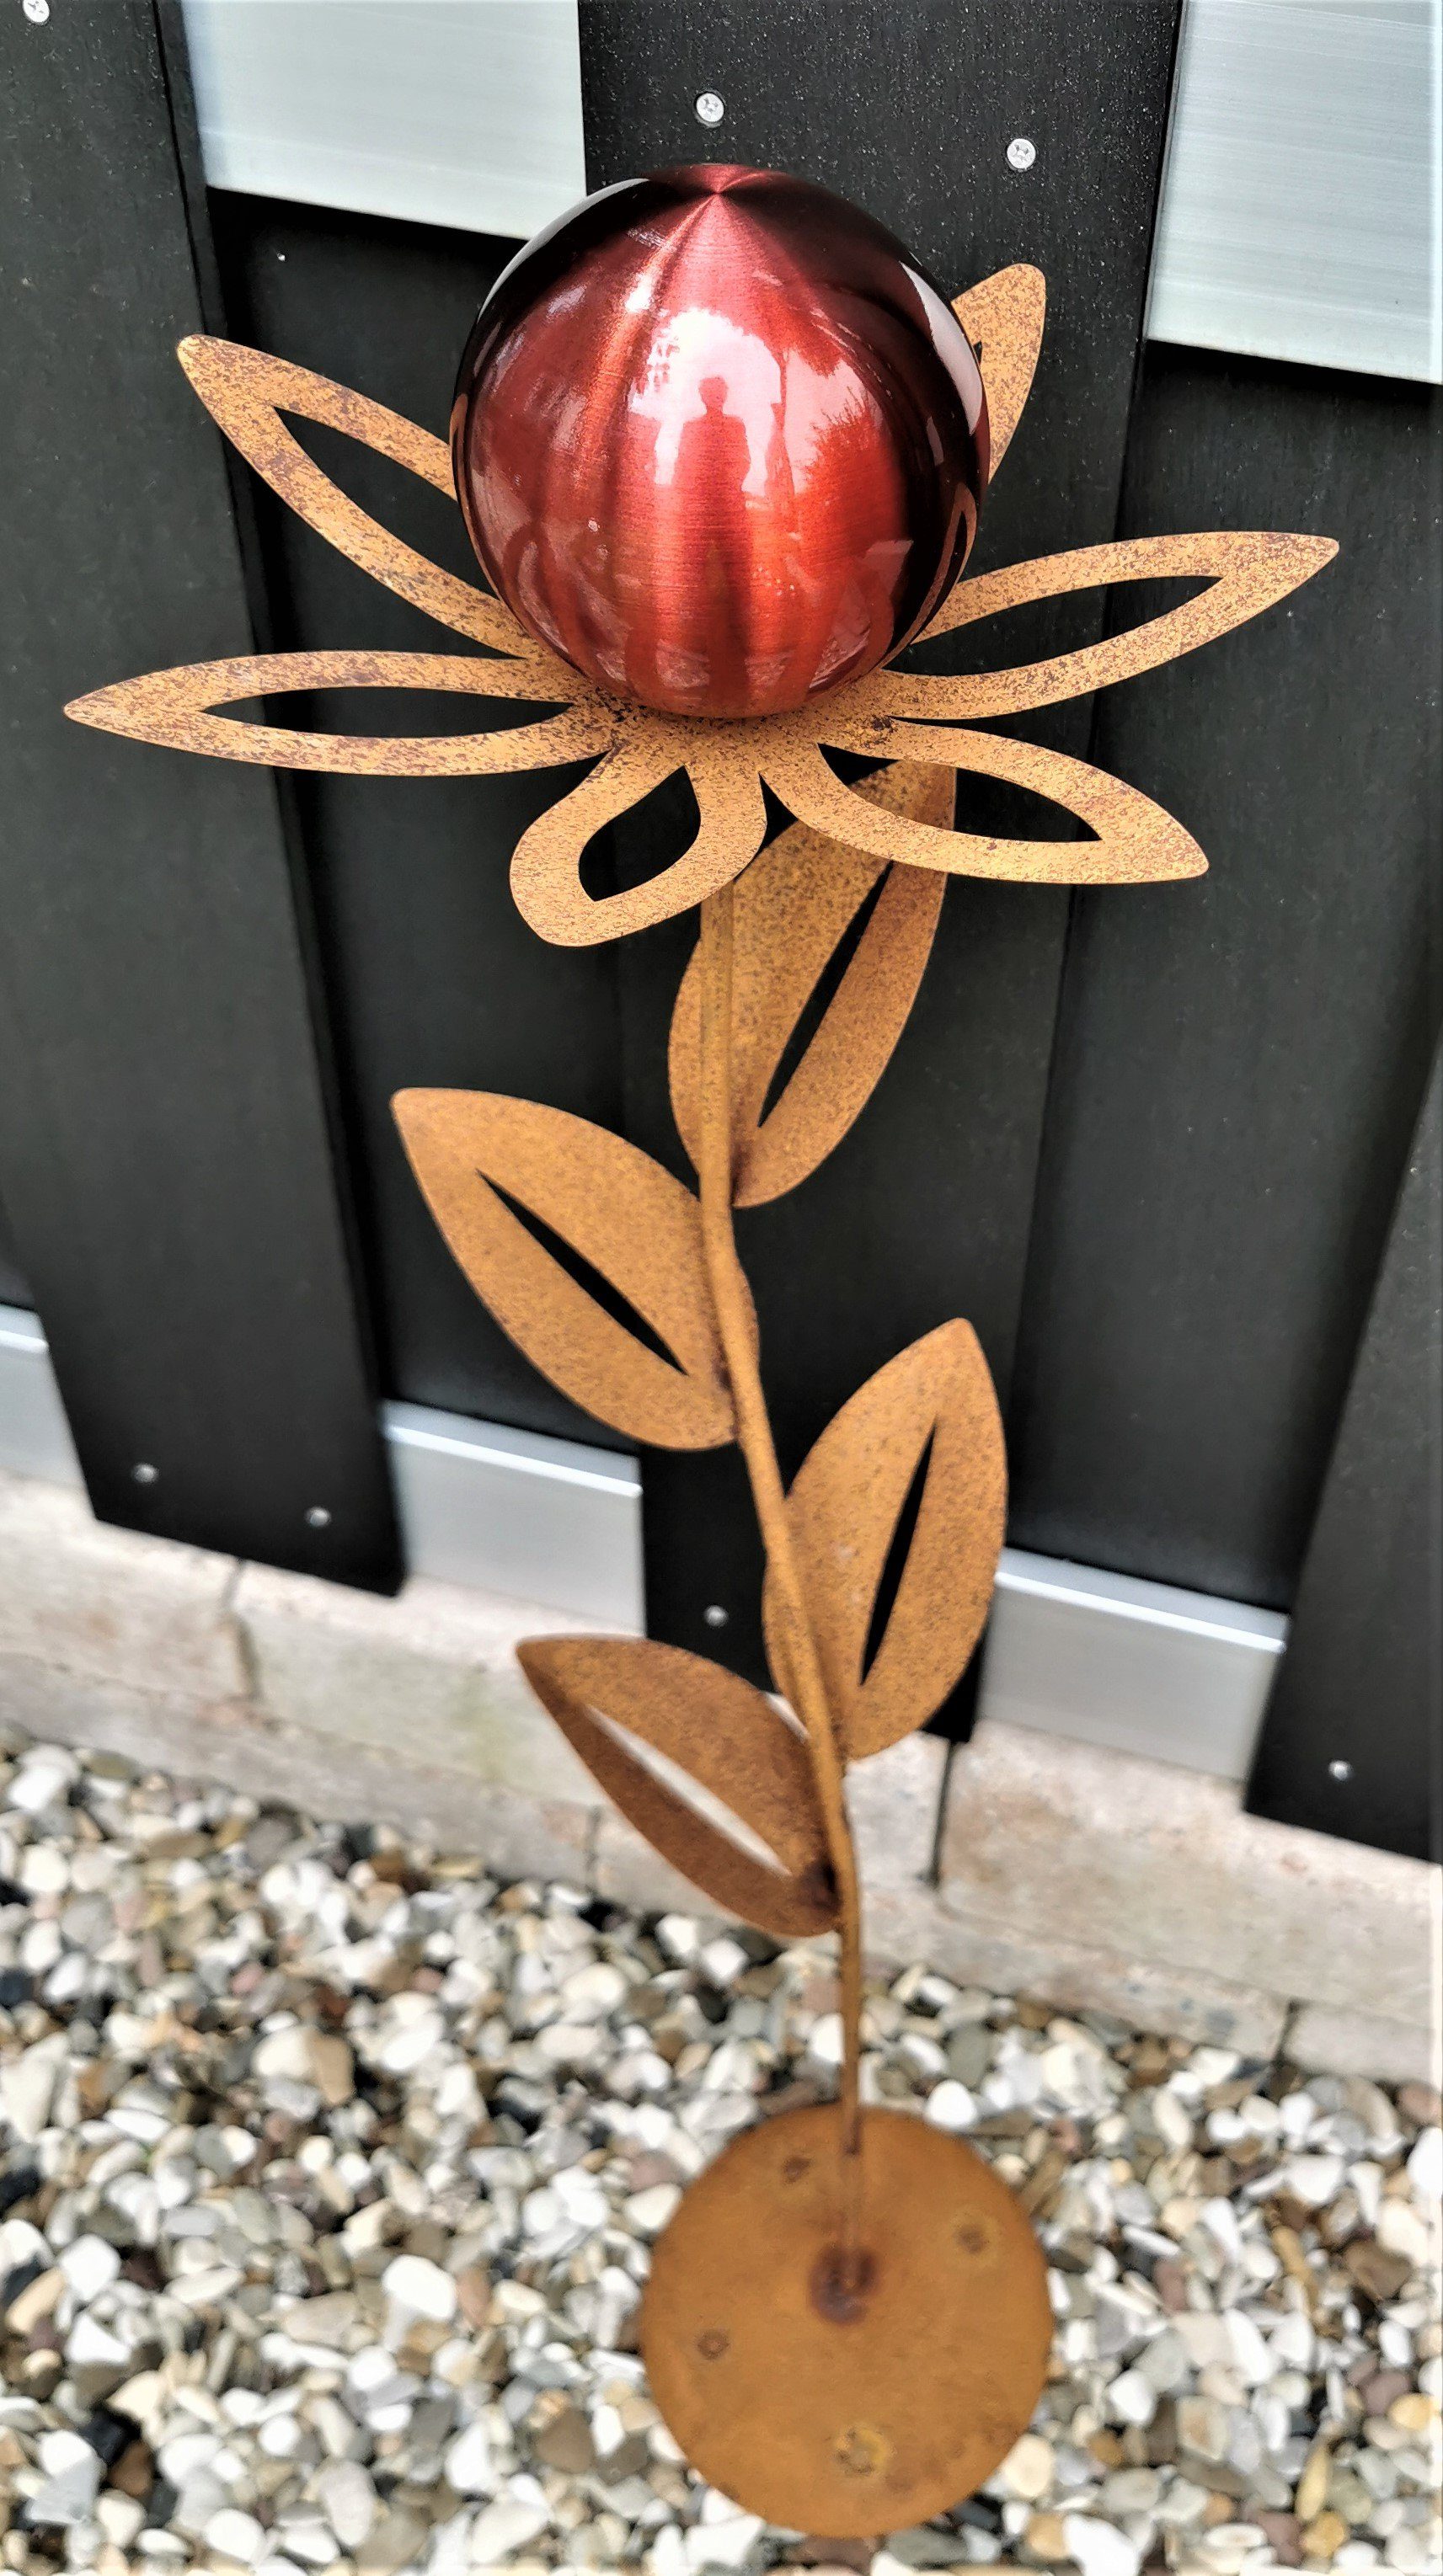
[452,166,988,721]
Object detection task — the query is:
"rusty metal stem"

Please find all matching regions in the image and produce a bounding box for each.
[695,884,864,2234]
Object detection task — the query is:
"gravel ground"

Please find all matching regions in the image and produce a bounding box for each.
[0,1730,1439,2576]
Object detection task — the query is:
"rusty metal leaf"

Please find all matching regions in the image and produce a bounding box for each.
[885,527,1338,692]
[949,264,1046,487]
[763,723,1205,886]
[668,764,951,1206]
[517,1635,836,1938]
[392,1091,743,1448]
[177,334,534,654]
[64,648,607,773]
[763,1320,1006,1757]
[510,726,770,947]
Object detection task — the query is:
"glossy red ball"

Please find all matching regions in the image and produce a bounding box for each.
[452,166,988,721]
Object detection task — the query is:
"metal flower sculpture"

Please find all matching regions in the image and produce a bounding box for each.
[67,164,1335,2536]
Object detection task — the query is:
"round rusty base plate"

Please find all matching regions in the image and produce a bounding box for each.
[640,2104,1052,2536]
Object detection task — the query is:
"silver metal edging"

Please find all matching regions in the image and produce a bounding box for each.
[2,1307,1285,1779]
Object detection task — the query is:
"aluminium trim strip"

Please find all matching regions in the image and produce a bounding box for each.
[1,1305,1285,1780]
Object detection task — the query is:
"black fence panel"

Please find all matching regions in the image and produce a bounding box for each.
[206,193,630,1448]
[0,1201,28,1312]
[1010,349,1443,1610]
[580,0,1184,1693]
[1247,1052,1441,1860]
[0,1,399,1588]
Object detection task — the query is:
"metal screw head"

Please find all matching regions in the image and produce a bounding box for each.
[1007,136,1037,172]
[703,1603,729,1629]
[131,1462,158,1486]
[23,0,51,23]
[306,1505,332,1530]
[694,90,725,126]
[1328,1758,1354,1783]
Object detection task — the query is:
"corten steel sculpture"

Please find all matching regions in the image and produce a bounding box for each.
[67,166,1335,2533]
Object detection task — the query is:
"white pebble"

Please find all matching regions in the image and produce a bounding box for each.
[467,2493,549,2561]
[204,2507,265,2566]
[924,2080,978,2131]
[315,2459,377,2547]
[381,2252,457,2326]
[626,2184,681,2235]
[1405,2125,1441,2201]
[59,2233,122,2303]
[1278,2153,1344,2205]
[998,2431,1053,2500]
[1063,2515,1141,2576]
[445,2417,494,2497]
[1109,2368,1157,2426]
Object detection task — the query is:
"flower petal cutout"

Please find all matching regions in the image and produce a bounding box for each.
[510,729,770,946]
[907,527,1337,680]
[763,727,1205,885]
[177,335,541,659]
[65,650,617,775]
[949,265,1045,484]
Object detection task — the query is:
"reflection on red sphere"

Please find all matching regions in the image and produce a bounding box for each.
[452,166,988,721]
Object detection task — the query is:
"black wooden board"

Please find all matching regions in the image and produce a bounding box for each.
[0,3,399,1587]
[206,192,631,1449]
[580,0,1183,1694]
[1009,349,1443,1610]
[1247,1052,1441,1860]
[0,1201,28,1311]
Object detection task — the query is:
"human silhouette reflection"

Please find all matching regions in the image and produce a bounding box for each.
[669,376,761,711]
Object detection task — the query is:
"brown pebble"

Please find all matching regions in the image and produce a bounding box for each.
[1203,2493,1234,2525]
[1358,2367,1413,2415]
[1388,2390,1438,2433]
[1301,2511,1348,2561]
[110,2439,154,2499]
[1086,2430,1125,2468]
[1021,2146,1068,2219]
[1253,2511,1304,2568]
[1271,2192,1317,2234]
[784,2544,873,2572]
[1023,2513,1069,2562]
[456,2265,491,2331]
[626,2151,682,2193]
[1294,2440,1332,2525]
[1344,2237,1412,2302]
[531,2401,595,2473]
[1397,2080,1442,2128]
[1152,2258,1189,2312]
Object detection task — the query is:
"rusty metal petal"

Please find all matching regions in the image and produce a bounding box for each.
[177,334,536,655]
[669,764,950,1206]
[517,1635,836,1938]
[510,729,769,947]
[885,528,1338,700]
[65,650,613,774]
[392,1089,744,1449]
[949,264,1046,487]
[763,725,1205,885]
[763,1320,1006,1758]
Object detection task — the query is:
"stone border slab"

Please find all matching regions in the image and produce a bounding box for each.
[2,1469,1437,2077]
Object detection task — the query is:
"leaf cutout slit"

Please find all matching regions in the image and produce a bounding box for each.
[861,1427,934,1684]
[486,1179,681,1371]
[585,1710,804,1875]
[819,744,1094,848]
[282,414,484,588]
[591,765,703,903]
[899,573,1211,681]
[223,686,571,740]
[756,866,892,1130]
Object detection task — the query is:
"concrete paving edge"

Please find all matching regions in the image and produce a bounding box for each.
[2,1471,1437,2080]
